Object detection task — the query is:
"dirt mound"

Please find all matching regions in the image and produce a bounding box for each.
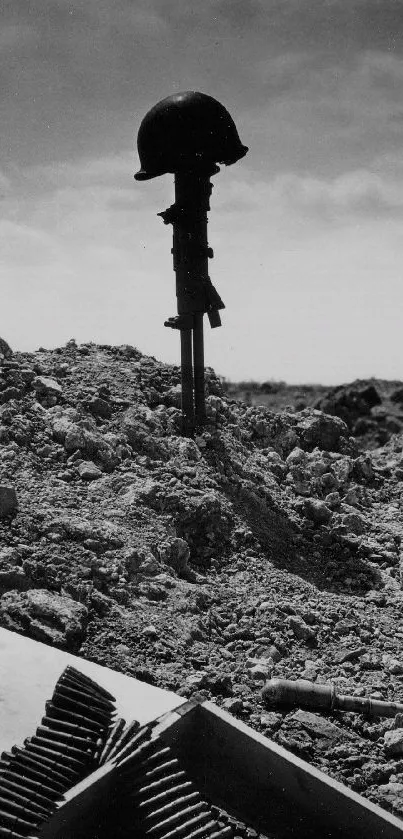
[315,379,403,447]
[2,340,403,817]
[315,380,382,428]
[225,377,403,449]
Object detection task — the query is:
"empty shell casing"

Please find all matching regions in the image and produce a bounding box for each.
[135,770,186,800]
[137,778,185,807]
[143,791,201,824]
[57,671,104,696]
[53,678,116,711]
[0,795,46,825]
[40,714,101,738]
[0,778,56,811]
[115,747,162,782]
[149,812,214,839]
[63,667,116,702]
[146,800,208,834]
[135,782,194,812]
[36,726,97,751]
[118,747,175,793]
[17,745,79,781]
[0,788,49,819]
[0,807,39,833]
[108,723,149,763]
[50,694,112,725]
[112,733,157,767]
[28,736,91,764]
[141,747,172,769]
[118,745,171,784]
[8,750,73,790]
[44,703,107,733]
[0,768,62,800]
[0,826,31,839]
[54,680,114,713]
[97,718,126,765]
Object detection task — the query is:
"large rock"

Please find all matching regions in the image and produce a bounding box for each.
[0,485,18,518]
[304,498,333,524]
[376,782,403,815]
[0,589,88,651]
[52,415,89,451]
[78,461,102,481]
[341,511,367,535]
[124,546,162,579]
[391,387,403,405]
[122,477,161,508]
[33,376,62,397]
[287,615,316,641]
[51,412,118,471]
[157,538,191,577]
[45,515,124,549]
[247,658,273,680]
[315,381,382,430]
[296,410,353,453]
[88,397,112,419]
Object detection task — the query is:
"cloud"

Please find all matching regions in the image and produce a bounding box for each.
[272,169,403,218]
[0,24,38,51]
[0,1,173,169]
[0,154,175,308]
[24,155,133,191]
[2,0,402,189]
[256,48,403,107]
[1,153,173,222]
[215,166,403,229]
[239,47,403,182]
[0,219,63,267]
[254,0,402,53]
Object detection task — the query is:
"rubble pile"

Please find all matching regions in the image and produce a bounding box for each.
[1,339,403,816]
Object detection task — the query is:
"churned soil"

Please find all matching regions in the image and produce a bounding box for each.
[2,338,403,816]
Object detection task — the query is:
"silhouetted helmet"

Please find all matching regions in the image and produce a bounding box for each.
[135,91,248,180]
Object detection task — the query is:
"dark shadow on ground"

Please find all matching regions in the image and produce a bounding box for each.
[204,437,378,597]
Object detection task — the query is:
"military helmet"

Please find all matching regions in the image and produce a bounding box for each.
[134,91,248,180]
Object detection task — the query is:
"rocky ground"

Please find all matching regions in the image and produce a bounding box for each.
[2,338,403,817]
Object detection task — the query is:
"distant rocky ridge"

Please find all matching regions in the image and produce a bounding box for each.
[1,338,403,816]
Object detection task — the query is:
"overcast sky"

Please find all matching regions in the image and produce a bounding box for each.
[1,0,403,383]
